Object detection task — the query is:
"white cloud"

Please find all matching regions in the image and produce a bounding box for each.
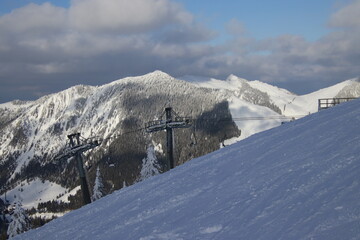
[0,3,66,33]
[0,0,202,56]
[68,0,193,33]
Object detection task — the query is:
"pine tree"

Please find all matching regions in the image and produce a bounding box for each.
[7,202,31,239]
[138,145,160,182]
[92,167,104,201]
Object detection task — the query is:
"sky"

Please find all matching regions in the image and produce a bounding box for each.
[0,0,359,103]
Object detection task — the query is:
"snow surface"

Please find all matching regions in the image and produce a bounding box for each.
[7,202,31,238]
[14,99,360,240]
[181,74,359,141]
[0,178,69,209]
[280,80,358,115]
[182,75,292,142]
[227,96,283,140]
[183,74,359,117]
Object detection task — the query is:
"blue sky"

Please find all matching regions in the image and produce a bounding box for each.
[0,0,359,102]
[176,0,335,41]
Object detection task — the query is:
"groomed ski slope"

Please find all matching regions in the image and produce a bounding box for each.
[16,99,360,240]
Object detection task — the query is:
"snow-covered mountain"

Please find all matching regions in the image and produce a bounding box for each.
[183,74,360,115]
[0,71,359,224]
[182,74,360,139]
[14,96,360,240]
[1,71,241,216]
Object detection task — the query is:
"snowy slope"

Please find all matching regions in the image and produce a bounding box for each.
[280,79,360,115]
[185,75,360,115]
[182,74,360,141]
[15,99,360,240]
[0,178,68,209]
[182,75,291,141]
[226,97,283,140]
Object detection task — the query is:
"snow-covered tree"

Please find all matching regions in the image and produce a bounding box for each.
[7,202,31,238]
[92,167,104,201]
[138,145,160,182]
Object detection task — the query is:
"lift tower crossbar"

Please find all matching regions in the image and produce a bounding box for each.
[56,133,101,205]
[145,107,192,170]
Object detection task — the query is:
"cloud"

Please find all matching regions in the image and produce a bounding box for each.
[0,1,218,103]
[0,3,67,33]
[329,0,360,28]
[155,23,216,44]
[226,19,247,37]
[68,0,192,33]
[0,0,359,102]
[215,0,360,88]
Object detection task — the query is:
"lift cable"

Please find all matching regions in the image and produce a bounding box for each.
[86,114,306,143]
[56,114,306,161]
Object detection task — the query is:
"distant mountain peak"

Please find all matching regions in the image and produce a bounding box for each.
[135,70,174,80]
[146,70,172,78]
[226,74,248,83]
[108,70,176,87]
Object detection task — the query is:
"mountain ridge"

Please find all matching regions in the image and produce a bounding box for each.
[0,71,359,228]
[1,71,358,176]
[1,71,239,203]
[14,96,360,240]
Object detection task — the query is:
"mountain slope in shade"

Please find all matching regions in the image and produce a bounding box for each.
[0,71,242,214]
[0,71,230,178]
[15,99,360,240]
